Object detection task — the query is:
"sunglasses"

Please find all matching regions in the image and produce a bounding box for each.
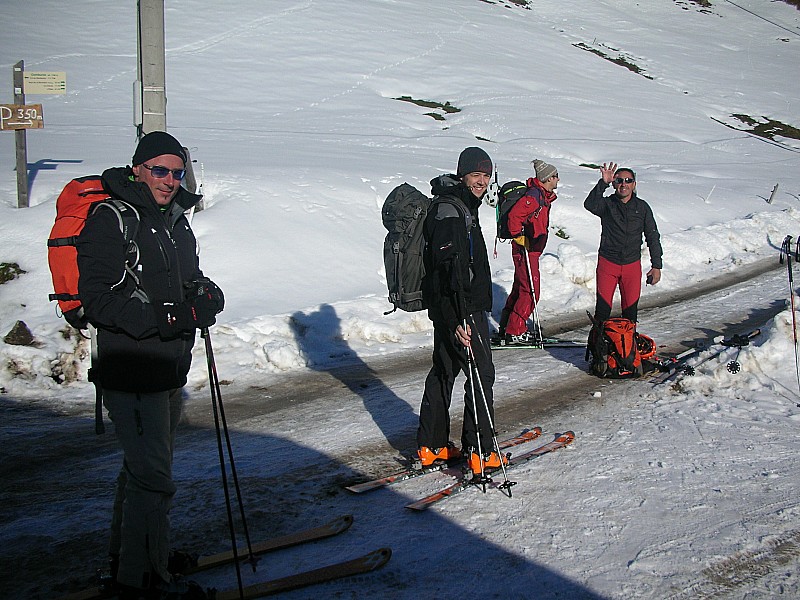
[142,163,186,181]
[613,177,635,185]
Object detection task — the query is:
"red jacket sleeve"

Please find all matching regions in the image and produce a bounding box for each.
[507,189,550,240]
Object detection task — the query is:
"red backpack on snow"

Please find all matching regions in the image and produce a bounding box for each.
[587,317,655,378]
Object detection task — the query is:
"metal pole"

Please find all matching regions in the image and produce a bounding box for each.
[136,0,167,137]
[462,318,487,488]
[523,245,543,342]
[466,316,514,492]
[203,331,244,598]
[780,236,800,395]
[203,329,256,571]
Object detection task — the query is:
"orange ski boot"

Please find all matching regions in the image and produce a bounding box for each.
[468,450,509,475]
[417,443,462,467]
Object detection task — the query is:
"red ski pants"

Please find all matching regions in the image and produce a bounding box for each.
[594,256,642,323]
[503,247,541,336]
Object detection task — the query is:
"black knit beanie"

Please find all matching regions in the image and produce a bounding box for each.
[457,147,493,178]
[132,131,187,166]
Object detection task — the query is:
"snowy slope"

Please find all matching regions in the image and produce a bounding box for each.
[1,1,800,598]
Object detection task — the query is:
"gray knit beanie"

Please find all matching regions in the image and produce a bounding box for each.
[533,159,557,182]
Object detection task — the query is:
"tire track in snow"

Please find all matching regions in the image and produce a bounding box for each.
[666,528,800,599]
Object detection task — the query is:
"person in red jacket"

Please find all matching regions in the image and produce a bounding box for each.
[498,159,559,344]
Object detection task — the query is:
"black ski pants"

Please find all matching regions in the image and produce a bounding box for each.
[417,311,496,453]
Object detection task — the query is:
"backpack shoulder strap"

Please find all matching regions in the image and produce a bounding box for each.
[91,199,146,298]
[94,199,141,246]
[525,186,546,206]
[432,196,473,230]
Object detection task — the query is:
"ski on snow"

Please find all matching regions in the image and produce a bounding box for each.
[208,547,391,599]
[344,427,543,494]
[185,514,353,574]
[649,329,761,384]
[405,431,575,511]
[490,336,585,350]
[61,515,358,600]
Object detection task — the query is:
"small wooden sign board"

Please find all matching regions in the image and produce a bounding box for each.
[0,104,44,130]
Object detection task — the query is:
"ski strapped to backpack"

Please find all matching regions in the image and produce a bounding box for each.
[381,182,470,314]
[47,176,142,329]
[586,312,655,378]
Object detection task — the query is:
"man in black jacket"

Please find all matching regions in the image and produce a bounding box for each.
[584,162,663,323]
[77,131,222,600]
[416,147,506,476]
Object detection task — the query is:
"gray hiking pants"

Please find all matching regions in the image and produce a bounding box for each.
[104,387,183,589]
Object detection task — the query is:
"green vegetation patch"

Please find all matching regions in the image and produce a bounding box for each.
[479,0,531,8]
[713,114,800,144]
[0,262,25,284]
[674,0,713,12]
[394,96,461,122]
[573,42,653,80]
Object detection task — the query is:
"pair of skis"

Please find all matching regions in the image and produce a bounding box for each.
[345,427,542,494]
[61,515,389,600]
[490,336,585,350]
[346,427,575,511]
[649,329,761,384]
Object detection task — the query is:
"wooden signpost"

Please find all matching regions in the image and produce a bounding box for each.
[4,61,64,208]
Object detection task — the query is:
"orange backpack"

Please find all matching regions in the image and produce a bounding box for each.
[587,317,645,378]
[47,176,140,329]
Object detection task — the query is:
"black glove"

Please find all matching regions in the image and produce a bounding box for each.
[184,277,225,313]
[153,292,224,339]
[153,301,197,338]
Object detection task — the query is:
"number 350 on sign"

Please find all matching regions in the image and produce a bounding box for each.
[0,104,44,131]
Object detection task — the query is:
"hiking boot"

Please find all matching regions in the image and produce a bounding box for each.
[160,578,208,600]
[417,443,462,467]
[467,450,509,475]
[96,554,119,592]
[504,331,539,346]
[116,576,208,600]
[167,549,199,575]
[498,308,511,337]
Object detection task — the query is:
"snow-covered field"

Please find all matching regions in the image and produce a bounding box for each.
[2,1,800,598]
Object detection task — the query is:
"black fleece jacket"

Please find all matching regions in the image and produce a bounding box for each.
[422,174,493,331]
[584,179,663,269]
[76,166,204,392]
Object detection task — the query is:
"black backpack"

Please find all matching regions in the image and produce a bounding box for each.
[496,180,528,240]
[381,183,468,314]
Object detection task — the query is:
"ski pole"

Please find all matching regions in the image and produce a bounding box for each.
[780,236,800,395]
[89,325,105,435]
[522,244,543,343]
[203,329,253,600]
[466,315,514,494]
[462,317,488,490]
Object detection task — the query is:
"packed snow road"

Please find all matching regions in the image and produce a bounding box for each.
[3,259,798,599]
